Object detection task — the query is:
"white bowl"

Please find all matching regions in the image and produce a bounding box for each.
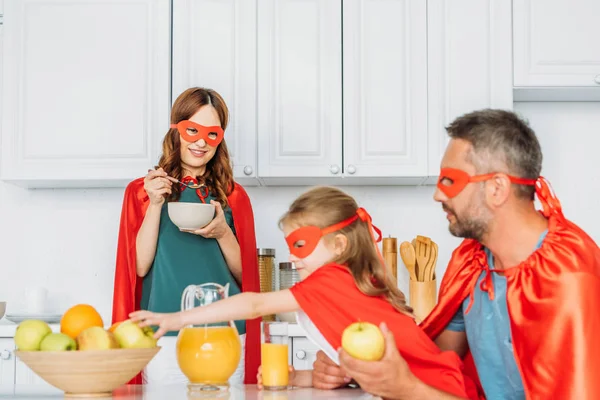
[168,202,215,230]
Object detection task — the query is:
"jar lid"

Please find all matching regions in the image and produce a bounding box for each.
[279,262,297,270]
[257,248,276,256]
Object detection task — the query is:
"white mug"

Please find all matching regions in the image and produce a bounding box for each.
[24,287,48,314]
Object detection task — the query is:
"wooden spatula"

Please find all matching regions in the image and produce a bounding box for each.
[415,237,431,281]
[424,242,438,281]
[399,241,417,281]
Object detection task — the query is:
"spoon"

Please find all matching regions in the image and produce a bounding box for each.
[399,241,418,281]
[166,176,205,189]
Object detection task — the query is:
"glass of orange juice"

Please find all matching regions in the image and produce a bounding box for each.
[261,321,289,391]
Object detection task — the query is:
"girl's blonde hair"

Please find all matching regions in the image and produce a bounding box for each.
[158,87,234,208]
[279,186,414,317]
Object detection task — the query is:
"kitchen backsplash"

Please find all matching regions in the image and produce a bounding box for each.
[0,102,598,325]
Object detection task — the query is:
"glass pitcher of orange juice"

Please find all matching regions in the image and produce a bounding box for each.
[176,283,241,397]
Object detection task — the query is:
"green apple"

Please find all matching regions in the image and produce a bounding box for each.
[113,319,157,349]
[341,322,385,361]
[40,333,77,351]
[14,320,52,351]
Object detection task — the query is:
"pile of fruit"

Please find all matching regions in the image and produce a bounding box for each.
[14,304,157,351]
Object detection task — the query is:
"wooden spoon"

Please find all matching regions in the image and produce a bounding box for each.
[399,242,417,281]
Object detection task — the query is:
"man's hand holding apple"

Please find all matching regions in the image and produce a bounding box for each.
[339,322,418,399]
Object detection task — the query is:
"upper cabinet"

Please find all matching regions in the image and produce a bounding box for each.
[256,0,343,182]
[342,0,427,182]
[513,0,600,87]
[1,0,171,188]
[426,0,513,181]
[5,0,587,188]
[172,0,259,186]
[257,0,427,185]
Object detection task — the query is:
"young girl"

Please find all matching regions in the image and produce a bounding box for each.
[112,87,260,385]
[130,186,474,398]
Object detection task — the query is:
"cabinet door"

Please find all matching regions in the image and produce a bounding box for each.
[0,339,15,385]
[1,0,171,188]
[514,0,600,87]
[291,337,319,371]
[15,359,50,386]
[257,0,343,179]
[426,0,513,181]
[343,0,427,180]
[172,0,259,185]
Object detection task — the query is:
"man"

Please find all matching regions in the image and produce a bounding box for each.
[312,109,600,399]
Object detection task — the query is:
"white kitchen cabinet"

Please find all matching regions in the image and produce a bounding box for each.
[342,0,427,181]
[426,0,513,183]
[290,337,319,371]
[14,359,50,386]
[257,0,427,185]
[257,0,343,182]
[1,0,171,188]
[0,339,15,385]
[513,0,600,87]
[172,0,259,186]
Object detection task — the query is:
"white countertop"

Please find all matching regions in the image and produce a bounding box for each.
[0,319,307,338]
[0,384,377,399]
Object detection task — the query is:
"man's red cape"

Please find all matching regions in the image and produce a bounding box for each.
[420,178,600,399]
[111,178,261,385]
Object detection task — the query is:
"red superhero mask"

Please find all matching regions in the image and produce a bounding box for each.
[437,167,537,199]
[170,120,224,147]
[285,208,382,259]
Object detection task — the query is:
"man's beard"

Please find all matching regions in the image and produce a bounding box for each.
[443,203,490,243]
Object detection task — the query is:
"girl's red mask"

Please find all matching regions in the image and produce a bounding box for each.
[171,120,224,147]
[285,208,382,259]
[437,167,537,199]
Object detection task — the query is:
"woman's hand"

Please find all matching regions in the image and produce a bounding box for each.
[181,200,230,239]
[129,310,185,339]
[143,168,172,205]
[256,365,296,390]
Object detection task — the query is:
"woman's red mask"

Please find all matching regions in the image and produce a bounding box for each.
[171,120,224,147]
[285,208,382,259]
[437,167,537,199]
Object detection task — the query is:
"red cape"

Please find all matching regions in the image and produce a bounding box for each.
[111,178,261,385]
[290,263,479,399]
[420,180,600,399]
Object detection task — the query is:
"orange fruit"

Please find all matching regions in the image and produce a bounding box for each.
[60,304,104,339]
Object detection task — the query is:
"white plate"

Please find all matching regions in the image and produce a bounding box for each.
[5,314,62,323]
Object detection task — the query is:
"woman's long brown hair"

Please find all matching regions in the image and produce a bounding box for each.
[157,87,234,208]
[279,186,414,317]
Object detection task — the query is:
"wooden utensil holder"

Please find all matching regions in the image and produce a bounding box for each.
[409,279,437,323]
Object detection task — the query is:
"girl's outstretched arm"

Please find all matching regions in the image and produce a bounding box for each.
[130,290,299,338]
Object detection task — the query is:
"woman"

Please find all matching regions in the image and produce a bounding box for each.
[111,87,260,385]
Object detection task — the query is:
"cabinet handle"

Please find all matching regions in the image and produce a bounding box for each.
[595,75,600,85]
[243,165,253,176]
[0,350,11,360]
[346,165,357,175]
[295,350,306,360]
[330,165,340,175]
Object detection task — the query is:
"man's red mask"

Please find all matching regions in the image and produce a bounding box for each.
[437,167,536,199]
[285,208,382,259]
[170,120,224,147]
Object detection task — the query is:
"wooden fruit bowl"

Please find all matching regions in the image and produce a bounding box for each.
[15,347,160,397]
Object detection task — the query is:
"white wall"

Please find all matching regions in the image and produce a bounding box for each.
[0,102,598,324]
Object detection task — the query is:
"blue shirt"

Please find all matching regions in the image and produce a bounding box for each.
[447,231,548,400]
